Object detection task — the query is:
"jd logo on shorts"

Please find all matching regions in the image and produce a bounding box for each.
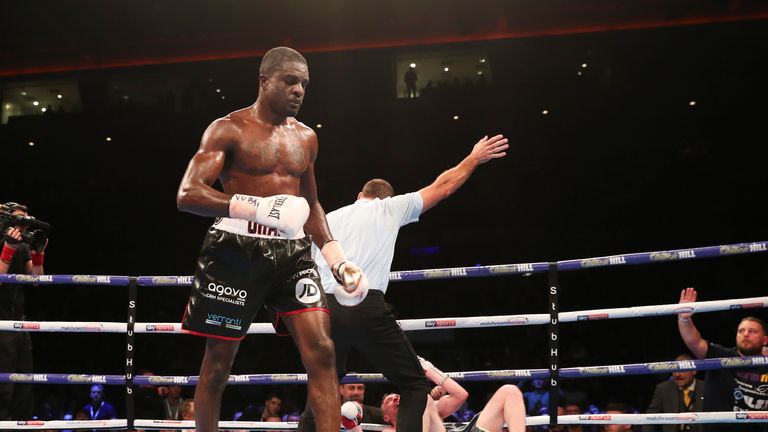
[295,278,320,304]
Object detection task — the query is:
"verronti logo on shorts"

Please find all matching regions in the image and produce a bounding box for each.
[205,313,243,330]
[295,278,320,304]
[204,282,247,307]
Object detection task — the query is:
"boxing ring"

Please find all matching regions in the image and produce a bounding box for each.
[1,240,767,430]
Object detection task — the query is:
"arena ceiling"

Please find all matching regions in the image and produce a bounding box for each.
[2,0,767,78]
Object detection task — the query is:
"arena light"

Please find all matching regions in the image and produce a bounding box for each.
[542,109,549,115]
[216,89,221,93]
[41,107,47,112]
[28,141,34,146]
[409,63,416,68]
[316,124,322,128]
[689,100,696,106]
[33,101,39,106]
[443,67,449,72]
[57,94,62,99]
[453,115,459,120]
[581,63,588,68]
[106,137,112,142]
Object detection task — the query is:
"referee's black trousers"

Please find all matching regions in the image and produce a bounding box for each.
[298,290,429,432]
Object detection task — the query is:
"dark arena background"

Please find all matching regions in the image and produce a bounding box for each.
[2,0,767,424]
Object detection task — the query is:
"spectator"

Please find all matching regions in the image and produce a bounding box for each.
[404,66,418,98]
[83,385,117,420]
[523,379,550,416]
[603,402,632,432]
[677,288,768,432]
[339,382,384,424]
[162,385,184,420]
[642,354,704,432]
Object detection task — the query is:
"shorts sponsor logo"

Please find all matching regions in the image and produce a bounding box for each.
[13,322,40,330]
[425,320,456,328]
[145,324,175,332]
[577,314,609,321]
[152,276,192,285]
[579,415,611,421]
[205,282,247,307]
[205,313,243,330]
[295,278,320,304]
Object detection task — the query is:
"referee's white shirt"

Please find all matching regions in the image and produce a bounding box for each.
[313,192,423,295]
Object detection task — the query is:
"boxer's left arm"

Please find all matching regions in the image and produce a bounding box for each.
[419,356,468,418]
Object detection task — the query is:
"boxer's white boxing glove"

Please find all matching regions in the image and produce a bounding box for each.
[334,265,369,306]
[321,240,368,306]
[417,355,449,386]
[229,194,309,238]
[340,401,363,431]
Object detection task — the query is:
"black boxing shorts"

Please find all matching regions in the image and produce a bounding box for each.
[181,217,328,340]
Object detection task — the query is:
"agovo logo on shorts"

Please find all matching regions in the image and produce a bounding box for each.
[295,278,320,304]
[206,282,247,307]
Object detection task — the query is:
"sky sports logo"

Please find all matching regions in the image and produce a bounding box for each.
[205,313,242,330]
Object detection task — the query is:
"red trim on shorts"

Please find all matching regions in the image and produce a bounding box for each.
[273,308,330,337]
[180,300,245,341]
[181,328,245,341]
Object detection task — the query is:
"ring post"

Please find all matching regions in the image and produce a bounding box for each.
[548,262,560,430]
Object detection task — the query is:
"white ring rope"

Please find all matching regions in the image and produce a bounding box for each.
[2,412,767,430]
[3,296,764,333]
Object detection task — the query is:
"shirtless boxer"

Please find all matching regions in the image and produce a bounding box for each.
[345,356,525,432]
[176,46,364,432]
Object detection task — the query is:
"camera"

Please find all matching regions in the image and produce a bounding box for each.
[0,202,51,250]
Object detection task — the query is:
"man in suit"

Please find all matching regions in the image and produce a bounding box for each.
[642,354,705,432]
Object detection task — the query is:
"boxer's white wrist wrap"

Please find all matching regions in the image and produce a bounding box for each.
[228,193,309,239]
[418,355,449,386]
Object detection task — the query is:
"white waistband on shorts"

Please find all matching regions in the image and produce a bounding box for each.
[212,217,305,240]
